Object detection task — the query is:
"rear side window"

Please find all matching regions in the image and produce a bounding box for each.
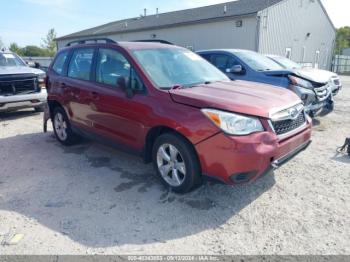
[68,48,94,81]
[52,51,68,75]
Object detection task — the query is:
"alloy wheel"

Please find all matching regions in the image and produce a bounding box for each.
[156,143,186,187]
[54,112,68,141]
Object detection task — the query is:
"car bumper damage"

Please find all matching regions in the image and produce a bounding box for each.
[195,116,312,185]
[289,84,333,117]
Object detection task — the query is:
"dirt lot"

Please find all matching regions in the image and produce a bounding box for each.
[0,77,349,255]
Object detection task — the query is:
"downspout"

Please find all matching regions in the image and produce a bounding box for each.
[255,13,261,52]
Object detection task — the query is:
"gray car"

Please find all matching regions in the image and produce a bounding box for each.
[0,50,47,112]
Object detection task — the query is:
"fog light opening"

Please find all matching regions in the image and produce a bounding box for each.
[230,171,257,184]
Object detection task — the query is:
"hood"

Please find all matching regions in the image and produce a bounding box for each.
[0,66,45,76]
[263,69,292,77]
[169,81,301,118]
[293,68,336,84]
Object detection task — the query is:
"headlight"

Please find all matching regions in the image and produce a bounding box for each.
[289,76,313,89]
[201,109,264,135]
[38,73,46,89]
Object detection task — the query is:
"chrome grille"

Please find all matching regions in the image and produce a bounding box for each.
[272,113,306,136]
[0,78,37,96]
[314,84,330,102]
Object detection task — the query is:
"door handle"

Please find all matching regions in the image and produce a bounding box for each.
[90,91,100,100]
[60,82,67,88]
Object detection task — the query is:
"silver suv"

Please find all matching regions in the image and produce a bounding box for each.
[0,50,47,112]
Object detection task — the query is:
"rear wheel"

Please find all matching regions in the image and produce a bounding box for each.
[52,107,79,145]
[152,133,201,193]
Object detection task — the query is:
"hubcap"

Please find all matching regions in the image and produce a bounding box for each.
[54,112,68,141]
[157,143,186,187]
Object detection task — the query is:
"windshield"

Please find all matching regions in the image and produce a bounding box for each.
[233,51,283,71]
[0,53,26,67]
[269,56,302,69]
[132,48,229,89]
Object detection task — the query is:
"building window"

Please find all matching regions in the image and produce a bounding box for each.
[236,20,243,27]
[262,16,268,28]
[314,50,320,69]
[285,48,292,59]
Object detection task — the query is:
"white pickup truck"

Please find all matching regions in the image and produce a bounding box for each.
[0,50,47,112]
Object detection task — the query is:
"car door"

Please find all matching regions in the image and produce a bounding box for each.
[48,49,70,104]
[65,47,96,129]
[88,47,147,151]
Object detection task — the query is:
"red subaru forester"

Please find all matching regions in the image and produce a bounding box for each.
[45,39,312,193]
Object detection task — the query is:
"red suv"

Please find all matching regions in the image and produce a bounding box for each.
[46,39,312,193]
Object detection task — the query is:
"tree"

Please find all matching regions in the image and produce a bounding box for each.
[42,28,57,57]
[22,45,49,57]
[335,26,350,54]
[9,43,24,56]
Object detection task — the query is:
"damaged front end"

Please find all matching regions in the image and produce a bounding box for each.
[288,75,333,117]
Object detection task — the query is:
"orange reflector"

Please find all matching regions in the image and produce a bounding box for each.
[206,112,221,127]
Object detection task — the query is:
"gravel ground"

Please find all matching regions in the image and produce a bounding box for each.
[0,77,349,255]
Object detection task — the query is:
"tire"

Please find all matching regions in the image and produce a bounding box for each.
[152,133,202,193]
[34,105,45,112]
[52,107,79,146]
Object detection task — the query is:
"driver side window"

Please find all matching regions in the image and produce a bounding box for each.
[227,57,240,69]
[212,54,230,72]
[96,48,131,87]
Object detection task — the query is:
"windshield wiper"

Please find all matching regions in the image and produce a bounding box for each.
[167,81,214,90]
[170,84,183,90]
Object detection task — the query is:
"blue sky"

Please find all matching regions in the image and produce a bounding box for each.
[0,0,348,47]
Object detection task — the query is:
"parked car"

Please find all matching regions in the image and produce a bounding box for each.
[0,50,47,112]
[266,55,342,96]
[197,49,332,117]
[45,39,312,193]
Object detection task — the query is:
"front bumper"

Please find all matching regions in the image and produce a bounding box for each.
[195,119,312,185]
[288,85,332,117]
[330,77,342,96]
[331,84,342,96]
[0,89,47,112]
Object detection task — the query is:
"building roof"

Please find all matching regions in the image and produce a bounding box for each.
[56,0,284,41]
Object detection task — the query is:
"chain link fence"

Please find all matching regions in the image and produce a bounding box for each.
[332,55,350,75]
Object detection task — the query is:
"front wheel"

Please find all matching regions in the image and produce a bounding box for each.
[34,105,45,112]
[152,133,201,193]
[52,107,79,146]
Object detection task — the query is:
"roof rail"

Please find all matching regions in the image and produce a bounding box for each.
[65,38,117,47]
[133,40,174,45]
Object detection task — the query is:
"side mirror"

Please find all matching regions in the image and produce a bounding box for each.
[26,61,36,68]
[226,65,244,74]
[117,76,134,98]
